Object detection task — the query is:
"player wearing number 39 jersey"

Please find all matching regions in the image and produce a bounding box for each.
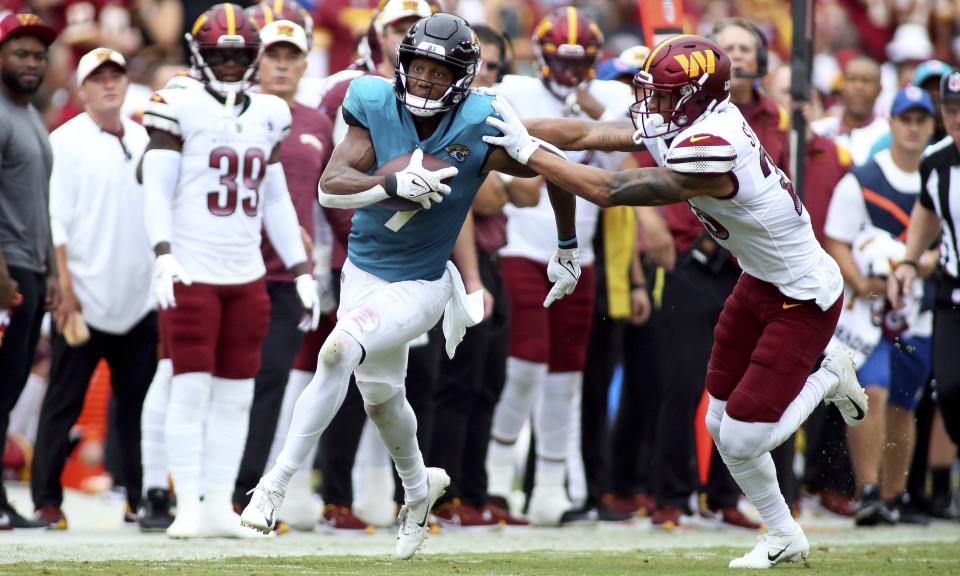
[140,3,318,539]
[485,34,870,570]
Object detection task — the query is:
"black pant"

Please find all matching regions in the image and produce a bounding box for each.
[430,251,510,506]
[0,267,46,501]
[580,315,624,507]
[803,404,855,497]
[652,255,741,510]
[234,281,305,506]
[932,279,960,445]
[31,312,157,510]
[906,379,936,506]
[611,316,659,497]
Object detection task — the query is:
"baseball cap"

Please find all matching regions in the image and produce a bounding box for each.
[76,47,126,85]
[595,58,638,81]
[941,71,960,103]
[374,0,431,33]
[912,59,951,87]
[0,12,57,48]
[890,85,934,117]
[259,19,308,54]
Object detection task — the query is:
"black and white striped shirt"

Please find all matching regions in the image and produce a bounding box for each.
[920,136,960,279]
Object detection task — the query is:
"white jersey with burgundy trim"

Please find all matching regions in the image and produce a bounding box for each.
[143,85,292,284]
[644,102,843,309]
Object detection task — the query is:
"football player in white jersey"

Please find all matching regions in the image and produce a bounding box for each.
[140,3,319,538]
[485,6,635,526]
[484,34,870,569]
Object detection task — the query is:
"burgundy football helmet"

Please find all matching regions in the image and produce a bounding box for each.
[532,7,604,99]
[631,34,731,139]
[186,3,261,96]
[245,0,314,40]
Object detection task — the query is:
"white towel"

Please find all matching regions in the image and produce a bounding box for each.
[442,261,485,359]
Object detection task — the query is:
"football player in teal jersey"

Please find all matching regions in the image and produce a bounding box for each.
[243,13,579,559]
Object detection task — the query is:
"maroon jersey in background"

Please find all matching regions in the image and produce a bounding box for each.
[262,103,334,281]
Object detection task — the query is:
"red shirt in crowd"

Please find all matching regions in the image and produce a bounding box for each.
[801,134,852,246]
[262,103,334,281]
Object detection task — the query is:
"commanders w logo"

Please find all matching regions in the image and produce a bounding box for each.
[674,50,716,77]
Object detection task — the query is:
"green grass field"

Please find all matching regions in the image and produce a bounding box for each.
[9,543,960,576]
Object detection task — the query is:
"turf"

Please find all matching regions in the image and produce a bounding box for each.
[8,543,960,576]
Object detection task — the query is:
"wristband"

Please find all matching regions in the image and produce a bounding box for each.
[497,172,515,187]
[631,282,647,291]
[898,260,918,270]
[558,236,578,249]
[384,173,398,197]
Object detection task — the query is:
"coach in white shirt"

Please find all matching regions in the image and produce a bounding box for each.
[30,47,156,529]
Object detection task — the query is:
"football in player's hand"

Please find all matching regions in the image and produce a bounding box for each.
[374,151,454,211]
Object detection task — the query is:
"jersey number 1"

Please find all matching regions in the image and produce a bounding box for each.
[208,147,267,217]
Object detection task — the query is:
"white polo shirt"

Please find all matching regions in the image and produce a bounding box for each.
[49,113,153,334]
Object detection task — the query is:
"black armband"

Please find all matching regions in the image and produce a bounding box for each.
[898,260,919,270]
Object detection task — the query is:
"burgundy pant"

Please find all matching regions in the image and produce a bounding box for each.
[500,256,596,372]
[162,278,270,379]
[706,273,842,423]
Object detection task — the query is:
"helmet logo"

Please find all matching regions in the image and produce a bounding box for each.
[673,50,715,77]
[416,41,446,56]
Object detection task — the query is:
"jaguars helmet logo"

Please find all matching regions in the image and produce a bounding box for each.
[445,143,470,162]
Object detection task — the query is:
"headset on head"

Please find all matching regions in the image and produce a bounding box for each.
[710,17,768,78]
[472,24,512,83]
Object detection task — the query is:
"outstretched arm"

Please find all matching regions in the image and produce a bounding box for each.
[526,148,732,208]
[524,117,642,152]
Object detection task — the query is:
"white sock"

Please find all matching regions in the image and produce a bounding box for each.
[204,377,254,494]
[165,372,212,500]
[363,392,427,503]
[141,359,172,494]
[565,374,586,508]
[720,450,797,535]
[266,369,313,471]
[771,369,834,447]
[264,332,361,493]
[490,357,547,444]
[536,371,578,463]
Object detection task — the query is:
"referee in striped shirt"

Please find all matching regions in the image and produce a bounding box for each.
[889,70,960,449]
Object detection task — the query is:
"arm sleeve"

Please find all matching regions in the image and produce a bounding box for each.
[48,132,73,246]
[142,148,181,249]
[262,162,308,269]
[824,173,868,243]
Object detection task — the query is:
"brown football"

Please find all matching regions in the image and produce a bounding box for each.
[373,151,454,211]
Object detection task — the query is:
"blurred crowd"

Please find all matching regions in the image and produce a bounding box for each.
[1,0,959,537]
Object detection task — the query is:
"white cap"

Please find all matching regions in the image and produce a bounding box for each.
[374,0,432,34]
[886,23,932,63]
[76,47,126,85]
[259,19,308,54]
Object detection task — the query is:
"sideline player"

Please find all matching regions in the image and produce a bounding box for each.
[242,12,578,559]
[141,3,319,538]
[483,34,869,568]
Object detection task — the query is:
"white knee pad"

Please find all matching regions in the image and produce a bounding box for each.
[718,416,778,460]
[357,379,403,411]
[319,328,363,369]
[705,394,725,445]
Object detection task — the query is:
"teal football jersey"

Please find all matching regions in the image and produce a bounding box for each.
[342,76,500,281]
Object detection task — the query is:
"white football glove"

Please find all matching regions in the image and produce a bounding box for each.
[314,266,337,314]
[295,273,321,331]
[153,254,192,310]
[388,148,459,209]
[543,247,581,308]
[483,96,540,164]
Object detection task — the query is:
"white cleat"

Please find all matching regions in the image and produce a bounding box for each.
[395,468,450,560]
[166,496,202,539]
[822,346,868,427]
[240,480,285,534]
[728,525,809,569]
[527,484,573,527]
